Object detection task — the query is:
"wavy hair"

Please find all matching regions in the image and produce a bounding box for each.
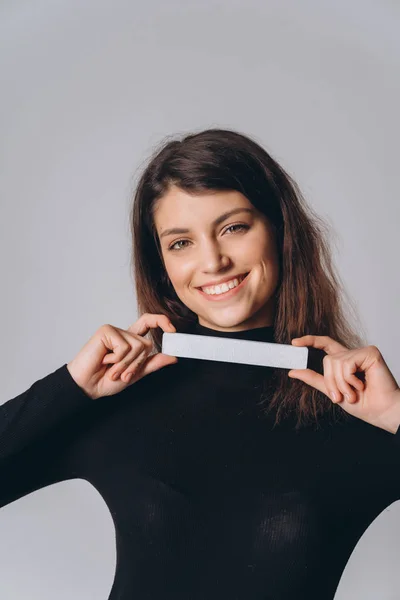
[129,128,367,429]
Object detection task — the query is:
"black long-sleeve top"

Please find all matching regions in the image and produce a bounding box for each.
[1,322,400,599]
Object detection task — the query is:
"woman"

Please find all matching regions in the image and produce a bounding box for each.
[1,128,399,599]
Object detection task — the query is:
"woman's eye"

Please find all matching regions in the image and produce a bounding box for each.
[170,240,189,251]
[226,224,248,234]
[168,223,249,252]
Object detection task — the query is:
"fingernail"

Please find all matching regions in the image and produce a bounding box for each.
[331,392,337,402]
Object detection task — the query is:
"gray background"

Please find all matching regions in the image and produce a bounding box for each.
[1,0,399,598]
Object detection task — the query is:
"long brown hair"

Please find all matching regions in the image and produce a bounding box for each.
[129,128,367,429]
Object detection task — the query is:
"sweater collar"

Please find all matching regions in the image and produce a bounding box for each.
[192,321,275,343]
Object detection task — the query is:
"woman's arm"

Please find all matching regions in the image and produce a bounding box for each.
[1,364,91,461]
[0,364,92,508]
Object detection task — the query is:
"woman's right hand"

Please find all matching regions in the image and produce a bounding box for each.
[66,314,178,400]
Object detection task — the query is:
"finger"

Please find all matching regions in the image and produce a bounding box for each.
[292,335,346,355]
[102,353,117,365]
[337,362,365,404]
[120,350,151,383]
[108,330,152,380]
[333,360,355,403]
[135,351,178,379]
[122,352,178,385]
[288,368,327,396]
[111,320,177,382]
[128,314,176,337]
[101,325,132,364]
[110,348,147,381]
[344,360,365,393]
[323,356,343,404]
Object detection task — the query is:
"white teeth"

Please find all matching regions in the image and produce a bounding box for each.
[201,274,246,295]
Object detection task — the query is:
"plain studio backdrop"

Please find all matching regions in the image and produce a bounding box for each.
[0,0,399,598]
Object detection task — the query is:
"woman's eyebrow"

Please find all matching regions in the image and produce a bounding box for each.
[159,208,255,239]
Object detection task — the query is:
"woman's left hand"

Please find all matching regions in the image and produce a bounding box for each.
[288,336,400,434]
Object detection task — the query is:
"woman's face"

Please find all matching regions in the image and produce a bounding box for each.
[153,185,280,332]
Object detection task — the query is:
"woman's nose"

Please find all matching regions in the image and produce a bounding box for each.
[198,242,231,271]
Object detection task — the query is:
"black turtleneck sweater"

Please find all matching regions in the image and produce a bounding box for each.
[1,322,400,599]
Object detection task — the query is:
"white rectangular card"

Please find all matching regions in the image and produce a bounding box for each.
[162,332,308,370]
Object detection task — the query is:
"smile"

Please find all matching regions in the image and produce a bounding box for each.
[196,272,250,301]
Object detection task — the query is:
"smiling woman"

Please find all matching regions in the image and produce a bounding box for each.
[130,127,366,427]
[2,126,398,600]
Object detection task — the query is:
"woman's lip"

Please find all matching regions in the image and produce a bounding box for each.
[197,272,248,289]
[196,272,250,301]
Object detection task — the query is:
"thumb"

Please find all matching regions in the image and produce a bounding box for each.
[288,369,303,379]
[138,352,178,379]
[288,368,326,395]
